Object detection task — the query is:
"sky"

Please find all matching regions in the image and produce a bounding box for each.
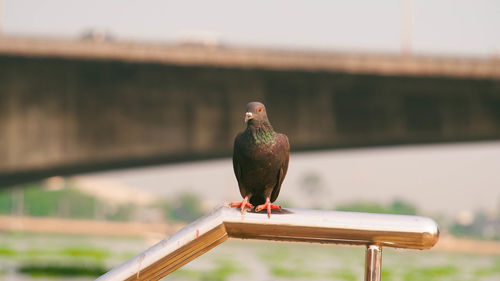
[2,0,500,57]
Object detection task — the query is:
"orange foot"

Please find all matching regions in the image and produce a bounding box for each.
[230,196,254,214]
[255,197,281,218]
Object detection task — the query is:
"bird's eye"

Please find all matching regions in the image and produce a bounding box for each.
[258,108,263,113]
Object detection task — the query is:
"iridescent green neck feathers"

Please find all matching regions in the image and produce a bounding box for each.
[249,122,276,145]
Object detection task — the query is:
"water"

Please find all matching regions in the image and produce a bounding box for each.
[82,141,500,217]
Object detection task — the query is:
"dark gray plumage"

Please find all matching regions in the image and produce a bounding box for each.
[231,102,289,217]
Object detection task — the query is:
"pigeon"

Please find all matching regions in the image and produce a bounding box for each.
[230,102,290,218]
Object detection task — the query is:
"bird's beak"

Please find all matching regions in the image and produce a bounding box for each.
[245,112,253,123]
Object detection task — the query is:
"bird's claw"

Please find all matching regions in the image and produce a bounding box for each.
[230,197,253,214]
[255,199,281,218]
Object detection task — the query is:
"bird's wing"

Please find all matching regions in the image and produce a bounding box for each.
[271,134,290,202]
[232,134,247,198]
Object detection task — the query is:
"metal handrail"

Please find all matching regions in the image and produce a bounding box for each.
[96,206,439,281]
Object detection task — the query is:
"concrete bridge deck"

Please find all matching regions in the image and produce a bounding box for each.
[1,37,499,186]
[1,37,499,79]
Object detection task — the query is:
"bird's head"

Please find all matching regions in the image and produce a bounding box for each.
[245,101,270,126]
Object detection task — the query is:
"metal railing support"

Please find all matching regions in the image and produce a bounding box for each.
[365,244,382,281]
[96,206,439,281]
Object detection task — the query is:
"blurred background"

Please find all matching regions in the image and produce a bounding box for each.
[0,0,499,280]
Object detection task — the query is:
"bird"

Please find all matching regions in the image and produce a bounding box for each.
[230,101,290,218]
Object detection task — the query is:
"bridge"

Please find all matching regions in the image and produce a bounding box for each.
[1,37,499,186]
